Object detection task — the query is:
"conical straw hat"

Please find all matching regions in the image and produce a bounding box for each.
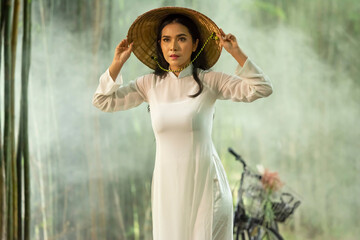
[127,6,222,70]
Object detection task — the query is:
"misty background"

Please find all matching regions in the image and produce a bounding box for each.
[1,0,359,239]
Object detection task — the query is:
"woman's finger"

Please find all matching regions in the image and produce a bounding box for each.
[128,42,134,51]
[116,41,122,48]
[123,39,129,47]
[225,33,236,42]
[119,38,129,47]
[225,34,232,39]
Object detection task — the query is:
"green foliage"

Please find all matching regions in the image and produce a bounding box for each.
[253,0,286,21]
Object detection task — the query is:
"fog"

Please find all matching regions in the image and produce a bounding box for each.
[1,0,359,239]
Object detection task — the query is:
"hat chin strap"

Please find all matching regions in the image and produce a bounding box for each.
[151,32,219,73]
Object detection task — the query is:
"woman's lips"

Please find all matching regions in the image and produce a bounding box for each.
[170,54,179,59]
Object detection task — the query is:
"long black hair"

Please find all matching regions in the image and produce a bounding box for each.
[153,14,210,98]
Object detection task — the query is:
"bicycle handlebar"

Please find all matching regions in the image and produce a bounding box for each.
[228,147,247,169]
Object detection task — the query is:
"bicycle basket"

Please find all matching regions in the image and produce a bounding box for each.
[239,170,301,223]
[239,170,266,220]
[271,192,301,222]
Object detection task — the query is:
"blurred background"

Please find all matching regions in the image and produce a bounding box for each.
[1,0,359,239]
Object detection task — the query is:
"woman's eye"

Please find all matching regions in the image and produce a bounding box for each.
[163,38,169,42]
[179,37,186,41]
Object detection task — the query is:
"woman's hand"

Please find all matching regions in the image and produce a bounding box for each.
[218,28,248,67]
[218,28,241,55]
[112,38,133,65]
[109,39,133,81]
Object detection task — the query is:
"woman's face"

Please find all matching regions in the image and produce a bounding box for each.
[160,22,199,71]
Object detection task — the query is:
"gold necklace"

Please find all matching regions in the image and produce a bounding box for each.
[151,32,218,73]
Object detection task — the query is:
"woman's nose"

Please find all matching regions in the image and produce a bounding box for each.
[170,40,178,51]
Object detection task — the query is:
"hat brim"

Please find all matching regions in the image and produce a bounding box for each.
[127,7,222,70]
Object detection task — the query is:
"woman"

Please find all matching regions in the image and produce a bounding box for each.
[92,7,273,240]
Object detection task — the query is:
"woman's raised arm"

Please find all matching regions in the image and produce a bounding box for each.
[92,39,149,112]
[203,58,273,102]
[92,70,148,112]
[205,29,273,102]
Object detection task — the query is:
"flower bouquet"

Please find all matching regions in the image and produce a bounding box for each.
[239,164,301,225]
[256,165,284,226]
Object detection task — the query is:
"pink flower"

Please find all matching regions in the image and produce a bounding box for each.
[261,168,283,192]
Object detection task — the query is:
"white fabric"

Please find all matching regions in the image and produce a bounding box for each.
[92,58,273,240]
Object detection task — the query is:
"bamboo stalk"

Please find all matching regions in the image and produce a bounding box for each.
[90,1,105,239]
[106,0,112,51]
[0,0,2,26]
[112,181,127,240]
[20,0,32,239]
[134,175,146,240]
[4,0,14,239]
[0,157,6,239]
[15,126,23,238]
[0,0,8,238]
[0,133,6,240]
[38,157,48,240]
[11,0,20,239]
[38,0,61,237]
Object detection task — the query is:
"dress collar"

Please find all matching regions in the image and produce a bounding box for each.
[169,63,193,79]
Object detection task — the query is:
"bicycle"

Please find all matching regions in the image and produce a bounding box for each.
[228,148,301,240]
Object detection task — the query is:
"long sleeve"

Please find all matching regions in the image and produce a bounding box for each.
[92,68,148,112]
[203,57,273,102]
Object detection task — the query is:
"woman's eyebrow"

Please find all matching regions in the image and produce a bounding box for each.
[162,33,187,38]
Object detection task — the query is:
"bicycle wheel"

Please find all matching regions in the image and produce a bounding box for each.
[233,226,246,240]
[247,225,283,240]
